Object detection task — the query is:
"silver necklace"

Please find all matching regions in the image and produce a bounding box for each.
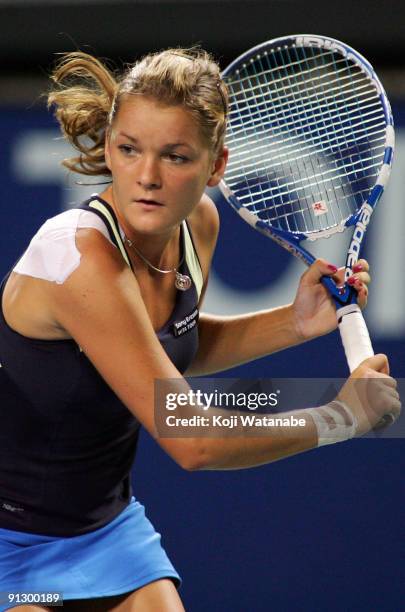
[124,236,192,291]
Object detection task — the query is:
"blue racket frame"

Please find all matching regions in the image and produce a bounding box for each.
[220,34,394,310]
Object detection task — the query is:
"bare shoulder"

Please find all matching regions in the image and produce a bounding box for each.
[187,193,220,275]
[187,192,220,248]
[186,193,220,307]
[2,224,120,341]
[72,226,127,274]
[48,227,145,330]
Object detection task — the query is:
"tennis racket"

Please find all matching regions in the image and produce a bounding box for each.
[219,34,394,374]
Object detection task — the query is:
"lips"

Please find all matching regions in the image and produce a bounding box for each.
[135,199,163,206]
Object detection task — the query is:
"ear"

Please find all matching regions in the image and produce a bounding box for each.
[104,127,112,172]
[206,146,229,187]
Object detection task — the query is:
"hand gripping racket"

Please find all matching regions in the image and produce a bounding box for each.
[219,34,394,374]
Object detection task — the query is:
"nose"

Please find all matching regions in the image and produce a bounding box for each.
[136,155,162,190]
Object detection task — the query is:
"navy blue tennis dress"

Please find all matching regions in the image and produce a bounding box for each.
[0,196,203,609]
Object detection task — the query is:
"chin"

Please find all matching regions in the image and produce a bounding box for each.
[128,214,176,237]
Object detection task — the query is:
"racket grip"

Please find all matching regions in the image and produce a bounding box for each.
[336,304,374,373]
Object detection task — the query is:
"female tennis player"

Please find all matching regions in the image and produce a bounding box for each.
[0,48,400,611]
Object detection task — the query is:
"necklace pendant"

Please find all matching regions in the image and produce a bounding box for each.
[175,272,192,291]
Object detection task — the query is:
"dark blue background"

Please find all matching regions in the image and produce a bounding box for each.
[1,106,404,612]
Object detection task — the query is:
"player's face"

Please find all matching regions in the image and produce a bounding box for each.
[105,95,227,238]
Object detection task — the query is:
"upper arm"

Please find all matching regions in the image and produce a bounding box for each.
[45,228,195,466]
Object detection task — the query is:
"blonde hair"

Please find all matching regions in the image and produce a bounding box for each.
[47,48,228,177]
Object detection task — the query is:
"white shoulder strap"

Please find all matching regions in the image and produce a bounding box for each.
[183,221,204,300]
[88,199,131,268]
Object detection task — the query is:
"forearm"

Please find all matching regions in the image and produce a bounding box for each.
[189,409,319,470]
[187,305,304,375]
[157,384,359,471]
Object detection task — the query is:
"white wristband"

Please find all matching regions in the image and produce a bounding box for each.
[306,401,358,447]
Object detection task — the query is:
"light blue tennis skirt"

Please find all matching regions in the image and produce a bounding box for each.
[0,497,180,611]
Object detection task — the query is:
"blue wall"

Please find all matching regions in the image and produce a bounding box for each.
[1,106,404,611]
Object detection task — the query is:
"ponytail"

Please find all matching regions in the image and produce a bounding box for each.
[47,52,118,176]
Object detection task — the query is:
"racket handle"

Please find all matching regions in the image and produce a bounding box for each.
[336,304,374,373]
[337,304,396,430]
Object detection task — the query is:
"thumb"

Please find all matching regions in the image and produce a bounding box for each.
[301,258,338,286]
[357,353,390,376]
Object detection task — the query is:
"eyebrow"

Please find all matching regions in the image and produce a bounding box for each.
[118,132,194,150]
[119,132,138,143]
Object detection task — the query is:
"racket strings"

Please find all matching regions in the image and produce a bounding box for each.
[226,58,385,198]
[231,47,383,224]
[228,90,383,136]
[226,49,354,88]
[237,52,378,173]
[226,105,385,184]
[309,45,363,217]
[226,129,385,175]
[232,156,383,222]
[228,82,383,156]
[224,44,387,234]
[228,62,370,116]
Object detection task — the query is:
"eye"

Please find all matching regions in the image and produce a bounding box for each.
[118,144,136,155]
[164,153,189,164]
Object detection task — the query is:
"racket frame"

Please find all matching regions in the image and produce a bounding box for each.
[219,34,395,372]
[219,34,394,310]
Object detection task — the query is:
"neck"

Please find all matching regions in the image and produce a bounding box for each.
[99,186,181,269]
[125,232,184,274]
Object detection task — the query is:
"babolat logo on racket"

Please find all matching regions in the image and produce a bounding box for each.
[296,36,358,66]
[345,203,373,280]
[312,201,328,216]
